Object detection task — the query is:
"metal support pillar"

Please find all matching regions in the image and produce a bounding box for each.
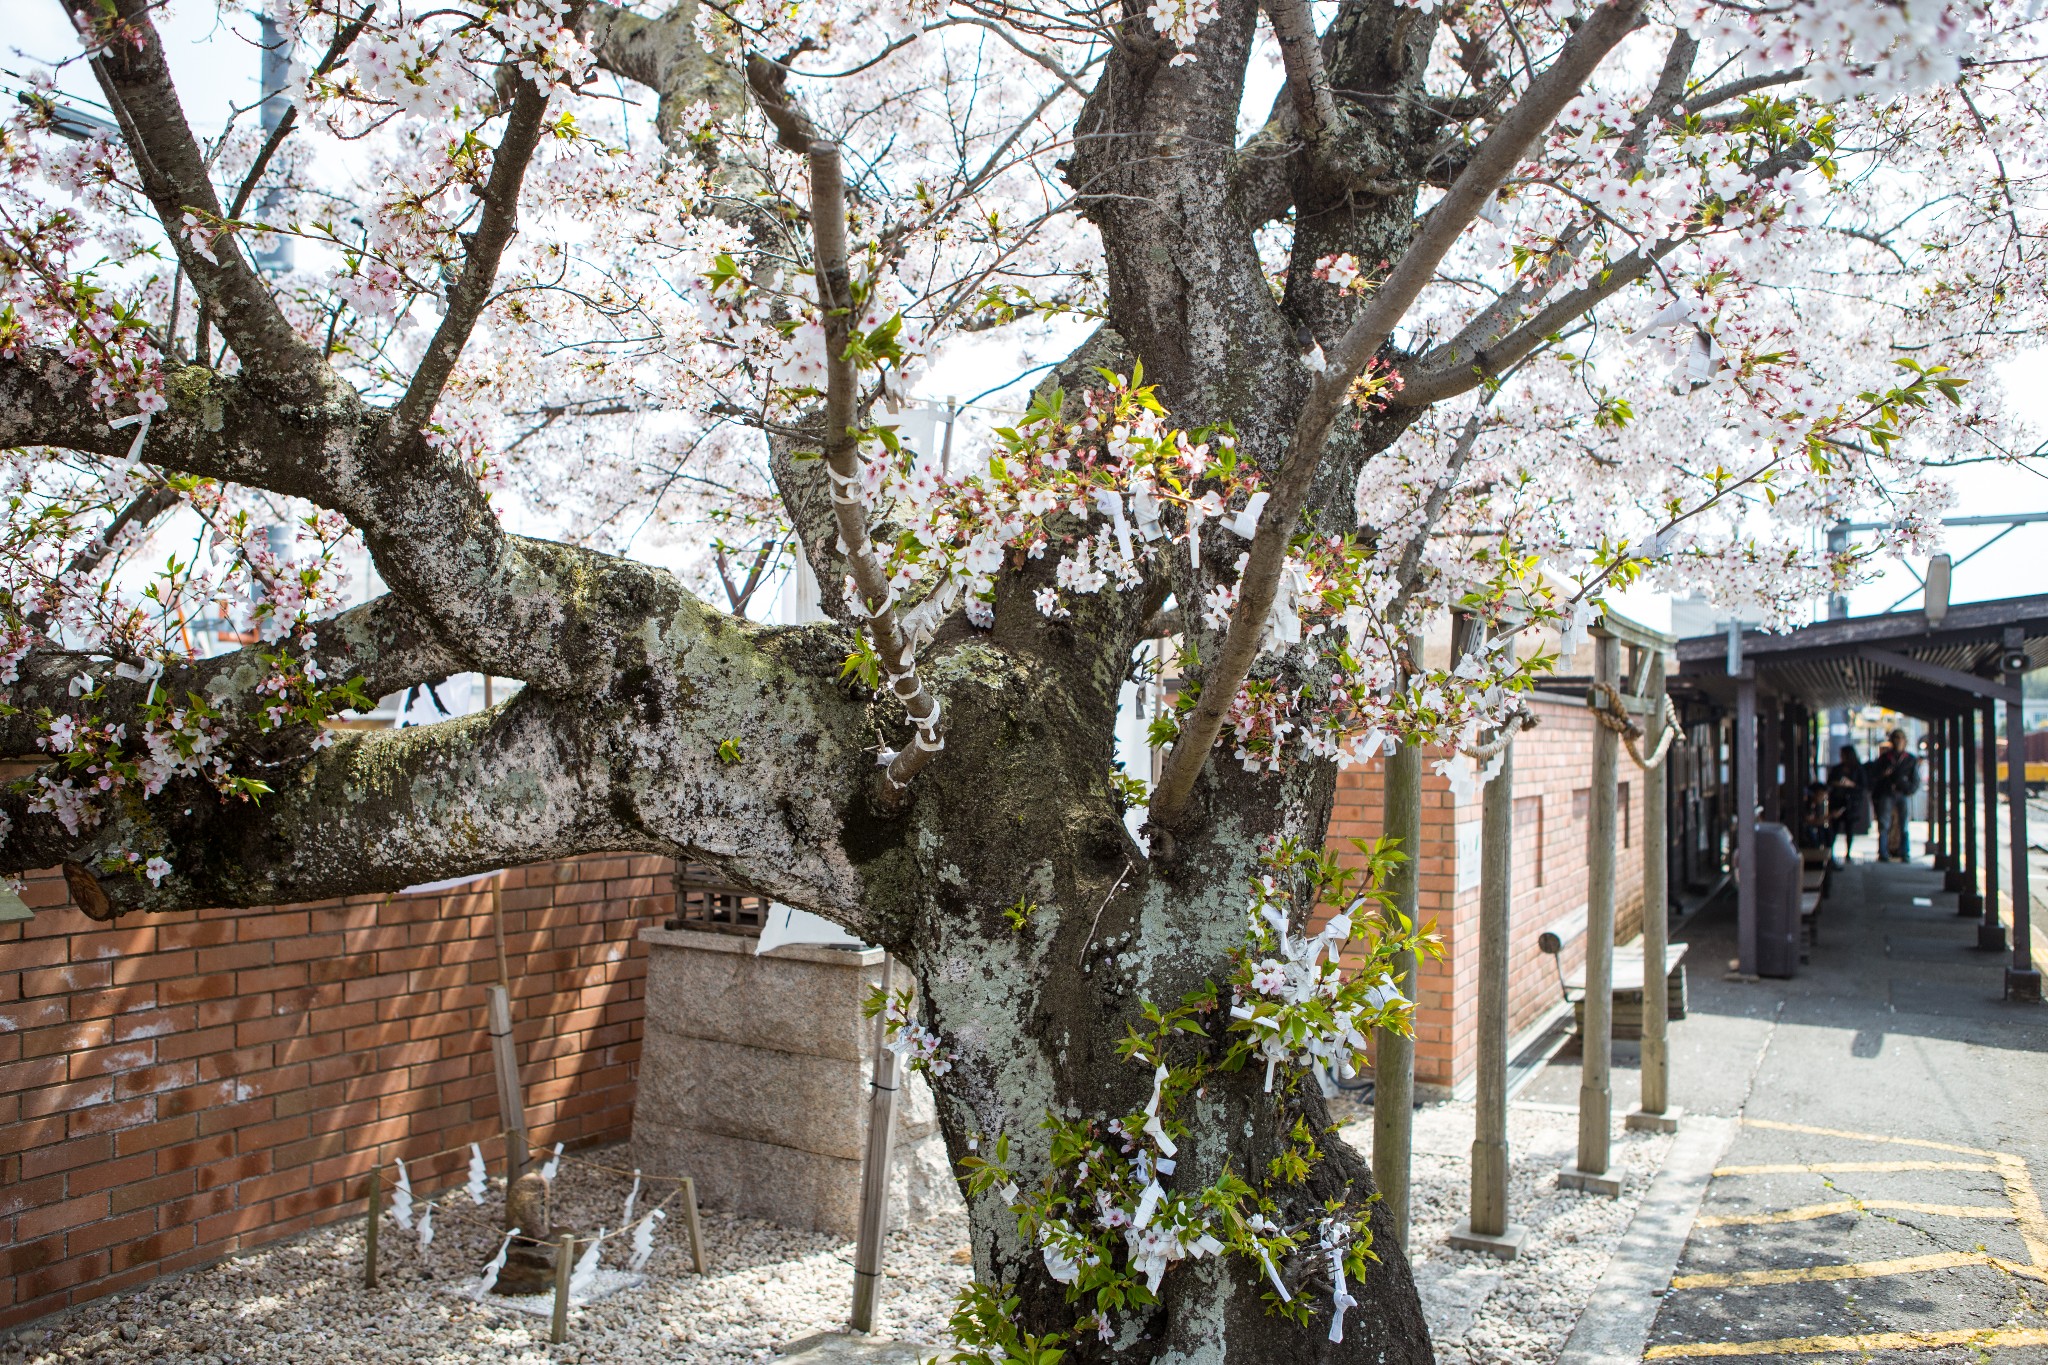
[1450,734,1524,1256]
[1629,651,1678,1134]
[1952,717,1965,863]
[1760,701,1781,827]
[1944,716,1966,889]
[1375,727,1422,1247]
[1961,710,1983,915]
[1938,717,1952,868]
[2003,635,2041,1002]
[1735,674,1759,977]
[850,956,902,1332]
[1935,717,1946,860]
[1563,633,1620,1195]
[1982,700,2007,952]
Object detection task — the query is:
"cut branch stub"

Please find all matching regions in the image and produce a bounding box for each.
[62,862,116,922]
[805,141,944,804]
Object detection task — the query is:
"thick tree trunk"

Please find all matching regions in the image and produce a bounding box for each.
[856,649,1435,1362]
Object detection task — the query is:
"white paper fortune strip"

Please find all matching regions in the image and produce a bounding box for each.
[474,1228,518,1299]
[569,1229,605,1301]
[629,1210,666,1273]
[391,1158,414,1231]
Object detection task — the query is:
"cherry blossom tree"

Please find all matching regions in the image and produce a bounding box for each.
[2,0,2043,1355]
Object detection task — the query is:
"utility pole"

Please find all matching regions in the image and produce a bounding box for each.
[249,5,295,276]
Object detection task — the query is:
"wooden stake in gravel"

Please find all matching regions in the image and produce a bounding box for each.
[364,1163,382,1288]
[551,1233,575,1343]
[850,955,903,1332]
[487,983,529,1192]
[679,1176,707,1273]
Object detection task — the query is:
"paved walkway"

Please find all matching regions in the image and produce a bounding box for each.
[1538,848,2048,1362]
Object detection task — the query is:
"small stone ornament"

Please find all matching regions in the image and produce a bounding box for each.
[495,1171,570,1296]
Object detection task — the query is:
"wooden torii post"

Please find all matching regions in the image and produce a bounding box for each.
[1560,630,1622,1196]
[1373,640,1423,1251]
[1628,647,1681,1135]
[1448,702,1527,1257]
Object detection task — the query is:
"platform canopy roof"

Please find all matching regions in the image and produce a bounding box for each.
[1672,594,2048,717]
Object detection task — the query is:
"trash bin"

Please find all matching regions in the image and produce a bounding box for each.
[1754,821,1801,978]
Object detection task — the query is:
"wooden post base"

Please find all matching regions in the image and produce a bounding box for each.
[1558,1165,1623,1197]
[1447,1220,1528,1259]
[1626,1105,1683,1134]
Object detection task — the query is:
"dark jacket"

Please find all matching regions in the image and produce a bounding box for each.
[1828,760,1871,834]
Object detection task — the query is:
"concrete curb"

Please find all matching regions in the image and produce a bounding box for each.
[1555,1115,1740,1365]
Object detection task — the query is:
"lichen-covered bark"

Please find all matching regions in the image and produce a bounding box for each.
[835,632,1432,1362]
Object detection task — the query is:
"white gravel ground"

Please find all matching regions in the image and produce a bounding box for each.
[1379,1098,1675,1365]
[0,1152,972,1365]
[3,1105,1668,1364]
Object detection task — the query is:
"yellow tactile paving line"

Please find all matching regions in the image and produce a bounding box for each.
[1672,1250,2048,1291]
[1645,1326,2048,1359]
[1713,1161,1998,1177]
[1740,1118,2003,1159]
[1697,1199,2017,1228]
[1655,1119,2048,1357]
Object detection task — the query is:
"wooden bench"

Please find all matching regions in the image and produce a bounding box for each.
[1569,943,1689,1041]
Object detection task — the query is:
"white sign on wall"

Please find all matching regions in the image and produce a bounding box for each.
[1455,820,1483,894]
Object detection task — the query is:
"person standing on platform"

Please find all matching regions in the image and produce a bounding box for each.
[1828,744,1871,866]
[1871,728,1919,861]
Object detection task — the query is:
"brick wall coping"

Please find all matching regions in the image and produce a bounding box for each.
[639,925,885,966]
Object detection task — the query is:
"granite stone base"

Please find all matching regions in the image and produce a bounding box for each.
[631,927,958,1237]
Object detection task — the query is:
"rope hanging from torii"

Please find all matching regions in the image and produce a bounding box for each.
[1587,681,1684,771]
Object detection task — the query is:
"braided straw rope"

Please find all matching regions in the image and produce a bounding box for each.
[1587,682,1684,771]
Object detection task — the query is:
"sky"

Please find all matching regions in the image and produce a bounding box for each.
[11,2,2048,635]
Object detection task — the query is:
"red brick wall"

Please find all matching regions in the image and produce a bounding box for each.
[1320,694,1650,1092]
[0,855,671,1331]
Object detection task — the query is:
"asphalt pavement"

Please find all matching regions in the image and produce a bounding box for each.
[1545,843,2048,1362]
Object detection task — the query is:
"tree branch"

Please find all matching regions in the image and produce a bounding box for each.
[1147,0,1646,830]
[391,76,555,439]
[808,142,945,801]
[224,4,376,222]
[66,0,327,404]
[0,345,691,695]
[1265,0,1343,150]
[0,593,464,763]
